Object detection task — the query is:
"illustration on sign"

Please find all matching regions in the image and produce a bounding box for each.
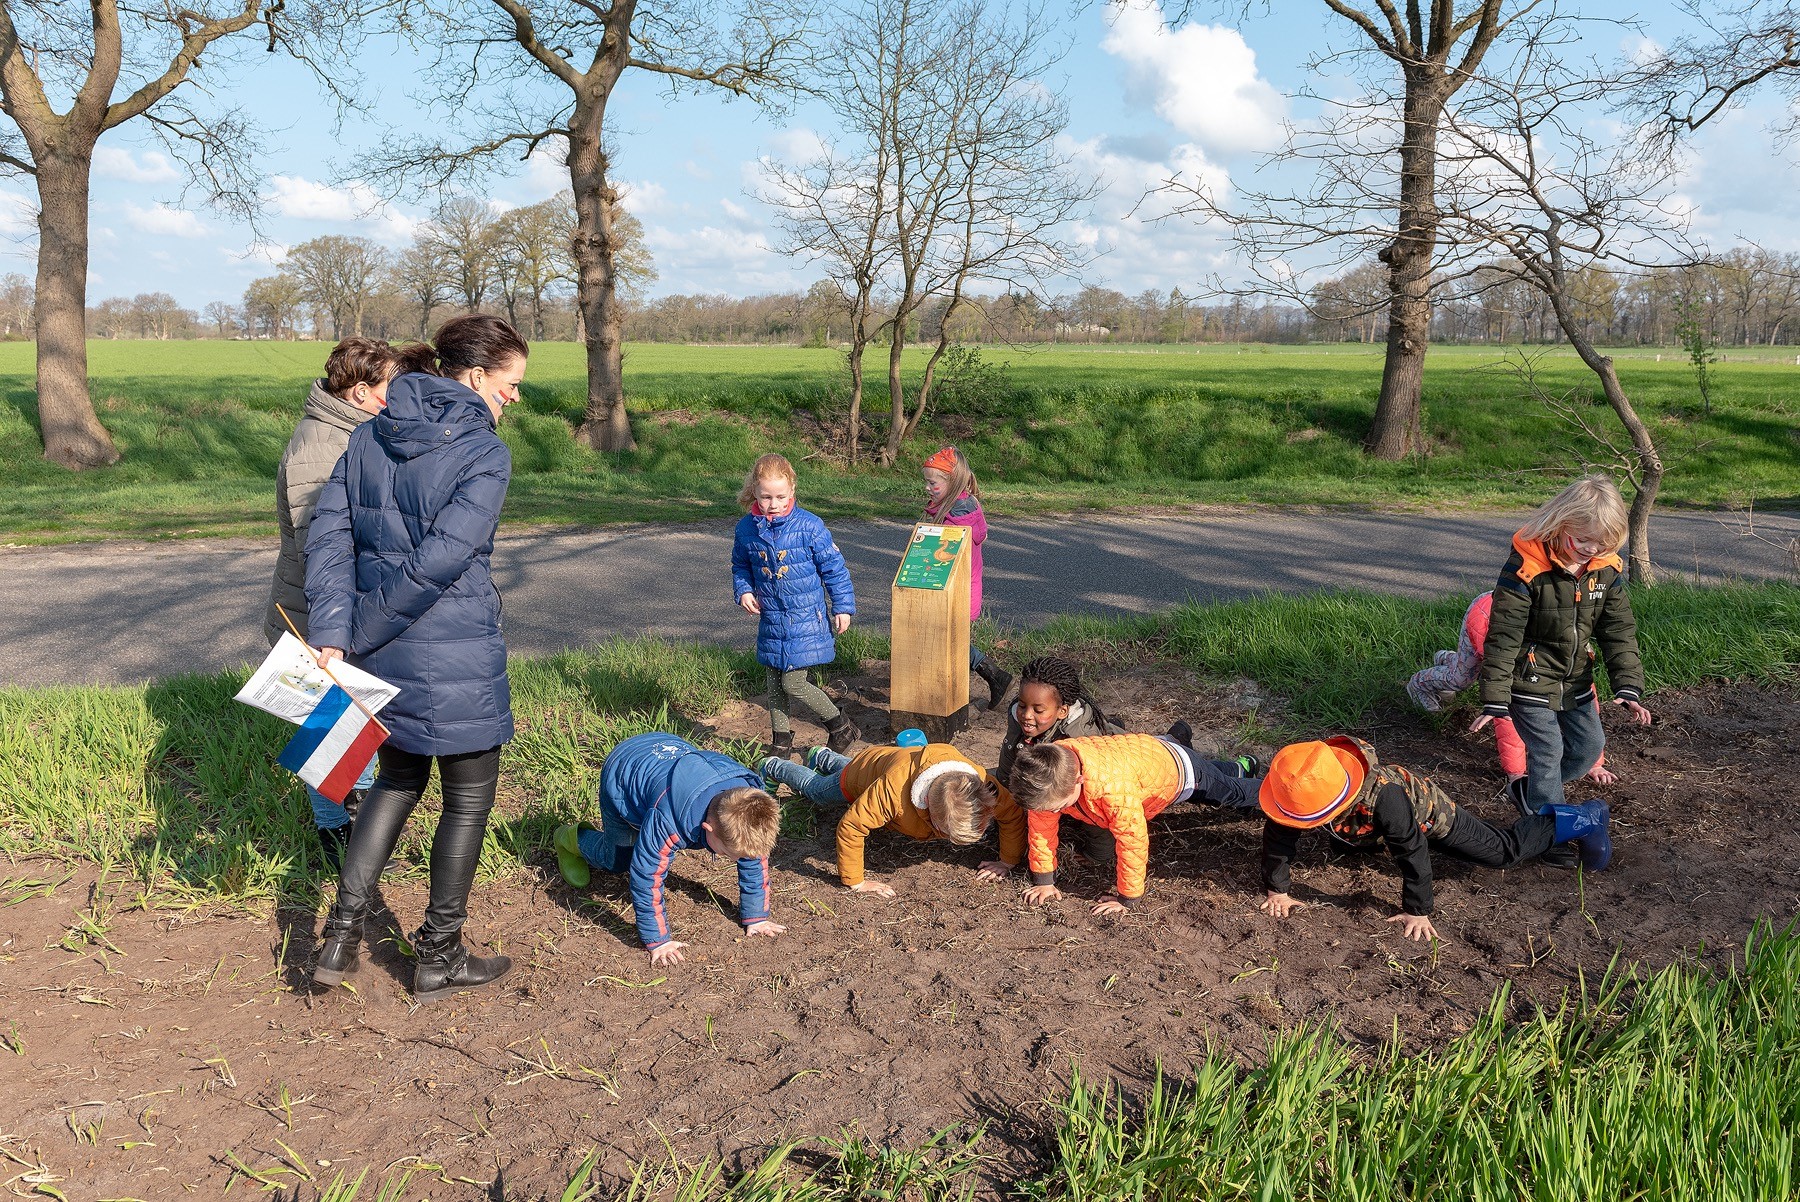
[895,525,966,591]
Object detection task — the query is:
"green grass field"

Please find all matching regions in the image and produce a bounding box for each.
[1,340,1797,542]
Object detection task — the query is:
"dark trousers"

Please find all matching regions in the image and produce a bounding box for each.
[1434,807,1558,869]
[1509,699,1606,811]
[330,745,501,941]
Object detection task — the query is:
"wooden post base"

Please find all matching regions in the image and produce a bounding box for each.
[888,706,973,744]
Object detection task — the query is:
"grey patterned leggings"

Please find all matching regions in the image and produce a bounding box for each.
[766,667,841,734]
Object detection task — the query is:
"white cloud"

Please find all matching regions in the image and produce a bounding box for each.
[1057,134,1241,292]
[94,146,180,184]
[1101,1,1285,156]
[523,140,569,199]
[230,241,289,267]
[266,175,418,242]
[618,180,667,217]
[125,202,207,238]
[0,190,35,240]
[642,221,805,293]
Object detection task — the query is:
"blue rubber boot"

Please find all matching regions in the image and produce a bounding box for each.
[1542,800,1613,872]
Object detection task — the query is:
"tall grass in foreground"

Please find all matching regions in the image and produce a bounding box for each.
[382,922,1794,1199]
[2,583,1795,901]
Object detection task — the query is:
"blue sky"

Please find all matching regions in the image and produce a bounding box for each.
[7,0,1797,309]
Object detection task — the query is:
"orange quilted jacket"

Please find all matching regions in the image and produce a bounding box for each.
[1025,734,1185,902]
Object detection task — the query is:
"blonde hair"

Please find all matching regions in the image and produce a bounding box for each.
[925,772,996,845]
[923,447,979,516]
[737,453,799,511]
[1010,743,1080,811]
[1520,475,1629,553]
[707,786,781,859]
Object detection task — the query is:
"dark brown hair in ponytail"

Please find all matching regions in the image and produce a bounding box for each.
[392,314,529,379]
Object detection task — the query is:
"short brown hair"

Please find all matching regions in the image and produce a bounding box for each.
[323,336,401,397]
[707,786,780,859]
[1010,743,1080,811]
[736,453,799,510]
[925,772,996,845]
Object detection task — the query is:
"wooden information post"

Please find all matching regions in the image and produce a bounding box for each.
[889,523,972,740]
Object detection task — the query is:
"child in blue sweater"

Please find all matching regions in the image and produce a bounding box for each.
[732,453,858,758]
[554,732,783,965]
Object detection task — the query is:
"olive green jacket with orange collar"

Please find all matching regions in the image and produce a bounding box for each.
[835,744,1023,886]
[1025,733,1191,904]
[1479,530,1644,716]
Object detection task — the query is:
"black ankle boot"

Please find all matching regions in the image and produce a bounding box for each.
[1511,778,1576,869]
[1165,719,1194,749]
[974,657,1013,709]
[825,713,858,754]
[312,917,362,986]
[411,930,512,1004]
[317,823,351,873]
[766,731,794,760]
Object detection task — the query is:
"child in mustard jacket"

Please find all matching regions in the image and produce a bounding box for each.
[761,743,1022,896]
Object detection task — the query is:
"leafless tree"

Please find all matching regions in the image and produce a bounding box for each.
[391,236,456,338]
[1435,18,1700,581]
[424,196,502,314]
[0,270,31,336]
[370,0,812,453]
[766,0,1092,464]
[1632,2,1800,140]
[202,300,239,338]
[1178,1,1543,459]
[0,0,351,467]
[285,235,390,339]
[492,191,655,339]
[243,274,306,340]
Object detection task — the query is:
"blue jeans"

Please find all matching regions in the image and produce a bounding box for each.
[578,787,638,873]
[762,748,851,807]
[1509,698,1606,812]
[305,759,377,830]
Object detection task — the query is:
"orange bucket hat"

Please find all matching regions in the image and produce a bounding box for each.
[1259,737,1369,829]
[923,446,959,474]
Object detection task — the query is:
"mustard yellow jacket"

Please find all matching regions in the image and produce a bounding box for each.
[835,744,1022,886]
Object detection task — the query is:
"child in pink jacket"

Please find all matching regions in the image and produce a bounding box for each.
[922,445,1012,708]
[1407,592,1614,784]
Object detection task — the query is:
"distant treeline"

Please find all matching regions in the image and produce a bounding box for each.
[45,246,1800,348]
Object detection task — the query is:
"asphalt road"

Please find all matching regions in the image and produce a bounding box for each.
[2,507,1794,687]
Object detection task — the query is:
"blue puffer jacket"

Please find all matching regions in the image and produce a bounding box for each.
[599,732,771,949]
[304,372,514,756]
[731,506,855,671]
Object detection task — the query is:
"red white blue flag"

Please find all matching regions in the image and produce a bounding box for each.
[277,684,388,803]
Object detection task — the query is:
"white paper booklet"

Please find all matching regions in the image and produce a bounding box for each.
[234,633,400,725]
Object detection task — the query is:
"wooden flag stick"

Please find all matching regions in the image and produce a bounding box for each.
[274,604,390,735]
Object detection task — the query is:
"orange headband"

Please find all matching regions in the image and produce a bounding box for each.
[924,447,959,474]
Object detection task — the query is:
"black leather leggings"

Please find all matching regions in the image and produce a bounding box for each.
[331,745,501,940]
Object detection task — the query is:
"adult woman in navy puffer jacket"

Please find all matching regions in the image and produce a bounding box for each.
[304,314,526,1004]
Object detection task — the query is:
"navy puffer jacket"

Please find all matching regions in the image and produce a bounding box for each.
[731,506,855,671]
[304,372,514,756]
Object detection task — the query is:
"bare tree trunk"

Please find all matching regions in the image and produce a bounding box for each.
[845,327,867,464]
[1563,319,1663,583]
[1367,74,1447,460]
[882,323,906,465]
[35,152,119,469]
[569,93,635,452]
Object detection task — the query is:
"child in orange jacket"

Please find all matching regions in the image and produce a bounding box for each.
[1009,732,1261,914]
[761,743,1023,896]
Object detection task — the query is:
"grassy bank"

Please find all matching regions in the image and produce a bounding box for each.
[2,341,1798,542]
[3,581,1794,905]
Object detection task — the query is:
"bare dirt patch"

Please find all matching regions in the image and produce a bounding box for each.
[3,668,1796,1199]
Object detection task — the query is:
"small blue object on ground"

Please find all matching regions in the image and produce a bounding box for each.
[896,728,928,748]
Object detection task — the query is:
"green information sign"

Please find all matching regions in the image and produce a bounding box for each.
[895,525,966,590]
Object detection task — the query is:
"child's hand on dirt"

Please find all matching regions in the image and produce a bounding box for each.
[649,940,690,965]
[976,861,1013,880]
[1614,698,1652,726]
[1468,714,1494,733]
[1092,893,1129,916]
[1022,884,1061,905]
[1586,763,1618,785]
[738,593,761,616]
[745,919,785,938]
[832,613,851,635]
[1386,913,1438,942]
[849,879,896,897]
[1260,891,1305,919]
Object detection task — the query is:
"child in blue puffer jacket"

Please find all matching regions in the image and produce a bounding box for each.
[732,453,859,758]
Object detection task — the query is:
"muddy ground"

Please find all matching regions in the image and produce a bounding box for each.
[3,664,1796,1200]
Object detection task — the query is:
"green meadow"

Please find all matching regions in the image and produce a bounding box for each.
[1,340,1797,543]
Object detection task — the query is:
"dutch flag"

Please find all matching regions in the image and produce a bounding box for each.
[277,685,388,803]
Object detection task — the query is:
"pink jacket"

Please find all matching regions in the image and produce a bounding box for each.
[927,491,987,617]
